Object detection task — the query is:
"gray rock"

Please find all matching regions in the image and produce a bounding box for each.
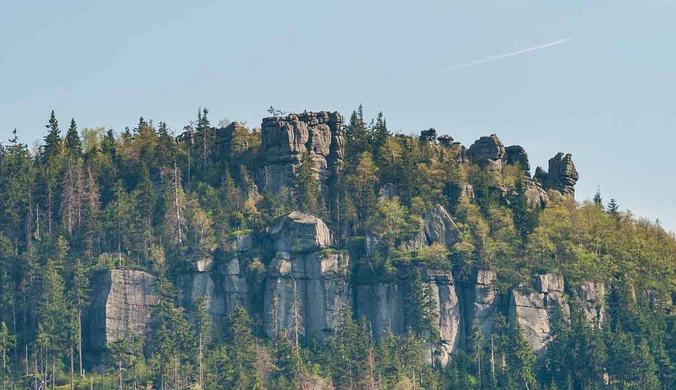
[534,153,579,197]
[88,270,159,354]
[467,134,506,170]
[466,270,499,339]
[448,183,475,205]
[509,274,570,355]
[264,250,350,340]
[419,128,437,143]
[576,280,605,324]
[437,134,454,147]
[505,145,531,172]
[355,268,462,367]
[271,212,333,253]
[261,111,344,210]
[423,204,460,247]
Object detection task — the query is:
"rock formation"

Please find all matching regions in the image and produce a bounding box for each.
[505,145,531,172]
[467,134,506,171]
[423,204,460,247]
[261,111,344,203]
[534,152,579,197]
[575,280,606,323]
[354,267,462,367]
[178,232,251,326]
[509,274,569,355]
[88,270,159,355]
[264,212,350,340]
[419,128,437,143]
[465,270,500,339]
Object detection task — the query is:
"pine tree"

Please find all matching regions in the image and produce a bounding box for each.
[42,110,62,164]
[592,187,603,209]
[64,118,82,159]
[371,111,390,151]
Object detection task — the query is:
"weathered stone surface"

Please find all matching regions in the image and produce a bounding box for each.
[355,268,462,366]
[423,204,459,247]
[448,183,475,205]
[466,270,499,338]
[179,257,250,326]
[468,135,506,170]
[509,274,569,354]
[271,212,333,253]
[265,214,349,340]
[419,128,437,143]
[261,111,344,202]
[576,280,605,323]
[523,179,549,209]
[534,152,579,197]
[88,270,159,353]
[505,145,531,172]
[264,250,350,340]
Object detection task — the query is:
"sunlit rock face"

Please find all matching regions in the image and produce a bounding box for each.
[264,212,350,341]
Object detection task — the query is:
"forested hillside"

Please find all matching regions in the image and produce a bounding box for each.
[0,107,675,389]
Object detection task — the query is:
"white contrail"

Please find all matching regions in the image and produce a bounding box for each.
[429,37,573,74]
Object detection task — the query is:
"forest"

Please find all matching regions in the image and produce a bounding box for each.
[0,106,675,390]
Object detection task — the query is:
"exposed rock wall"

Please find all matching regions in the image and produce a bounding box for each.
[509,274,570,355]
[264,212,350,340]
[355,268,462,367]
[88,270,159,354]
[465,270,500,339]
[261,112,344,203]
[178,233,251,326]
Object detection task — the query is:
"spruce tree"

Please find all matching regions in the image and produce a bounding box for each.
[64,118,82,159]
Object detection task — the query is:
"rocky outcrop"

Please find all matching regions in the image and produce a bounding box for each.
[270,212,333,253]
[264,212,350,340]
[437,134,454,147]
[505,145,531,172]
[509,274,569,354]
[261,112,344,202]
[355,268,462,366]
[448,183,475,205]
[423,204,460,247]
[576,280,605,324]
[88,270,159,354]
[468,134,506,171]
[179,232,251,326]
[465,270,500,339]
[534,153,579,197]
[419,128,437,143]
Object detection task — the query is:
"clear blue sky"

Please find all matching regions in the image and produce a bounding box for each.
[1,0,675,231]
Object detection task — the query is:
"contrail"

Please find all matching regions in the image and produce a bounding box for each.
[429,37,573,75]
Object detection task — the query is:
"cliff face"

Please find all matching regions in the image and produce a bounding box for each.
[87,270,159,356]
[83,112,592,366]
[264,212,350,340]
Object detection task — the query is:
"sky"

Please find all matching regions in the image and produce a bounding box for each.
[1,0,675,231]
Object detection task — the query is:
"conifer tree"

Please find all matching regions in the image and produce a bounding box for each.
[64,118,82,159]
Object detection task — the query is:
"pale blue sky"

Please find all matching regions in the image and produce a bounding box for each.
[1,1,675,231]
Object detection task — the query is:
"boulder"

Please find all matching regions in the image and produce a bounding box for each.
[437,134,454,147]
[88,270,159,354]
[505,145,531,172]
